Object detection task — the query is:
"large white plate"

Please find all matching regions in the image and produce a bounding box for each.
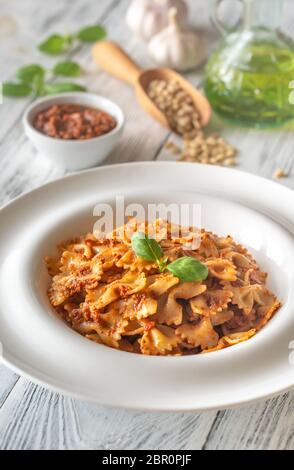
[0,162,294,411]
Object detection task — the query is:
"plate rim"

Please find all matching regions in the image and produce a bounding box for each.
[1,160,294,216]
[1,161,294,411]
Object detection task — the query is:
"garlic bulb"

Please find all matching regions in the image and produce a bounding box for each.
[148,8,206,71]
[126,0,188,42]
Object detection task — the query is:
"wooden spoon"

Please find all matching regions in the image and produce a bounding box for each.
[92,41,211,132]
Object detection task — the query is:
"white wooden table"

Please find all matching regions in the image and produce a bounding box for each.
[0,0,294,450]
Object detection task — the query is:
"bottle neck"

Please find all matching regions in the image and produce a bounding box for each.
[243,0,282,30]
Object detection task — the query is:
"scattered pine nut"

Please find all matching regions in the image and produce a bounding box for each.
[274,168,288,178]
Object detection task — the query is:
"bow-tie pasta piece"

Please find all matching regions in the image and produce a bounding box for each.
[158,282,207,326]
[140,325,180,356]
[146,273,179,297]
[206,258,237,281]
[189,289,233,317]
[176,317,219,350]
[86,271,146,310]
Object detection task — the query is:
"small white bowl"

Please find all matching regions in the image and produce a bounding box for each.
[23,92,125,171]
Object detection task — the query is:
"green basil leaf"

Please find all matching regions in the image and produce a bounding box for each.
[76,24,106,42]
[44,82,86,95]
[32,74,45,96]
[167,257,208,282]
[53,60,81,77]
[131,232,163,263]
[3,82,32,97]
[16,64,45,84]
[38,34,69,55]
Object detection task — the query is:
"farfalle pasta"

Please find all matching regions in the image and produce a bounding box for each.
[46,220,281,355]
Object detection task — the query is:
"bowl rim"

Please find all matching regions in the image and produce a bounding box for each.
[22,92,125,145]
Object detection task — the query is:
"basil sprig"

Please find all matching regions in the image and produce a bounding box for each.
[38,24,106,55]
[3,22,106,98]
[131,232,208,282]
[3,60,85,98]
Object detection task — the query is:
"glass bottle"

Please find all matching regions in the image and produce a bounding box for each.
[204,0,294,128]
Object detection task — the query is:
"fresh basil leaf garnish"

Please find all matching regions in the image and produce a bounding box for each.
[167,257,208,282]
[131,232,164,264]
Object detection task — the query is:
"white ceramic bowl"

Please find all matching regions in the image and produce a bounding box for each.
[23,92,125,171]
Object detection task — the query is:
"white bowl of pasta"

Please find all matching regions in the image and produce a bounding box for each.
[0,162,293,411]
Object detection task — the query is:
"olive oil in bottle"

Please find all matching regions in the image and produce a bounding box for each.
[204,0,294,127]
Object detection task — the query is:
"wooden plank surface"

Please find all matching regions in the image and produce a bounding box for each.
[0,0,294,450]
